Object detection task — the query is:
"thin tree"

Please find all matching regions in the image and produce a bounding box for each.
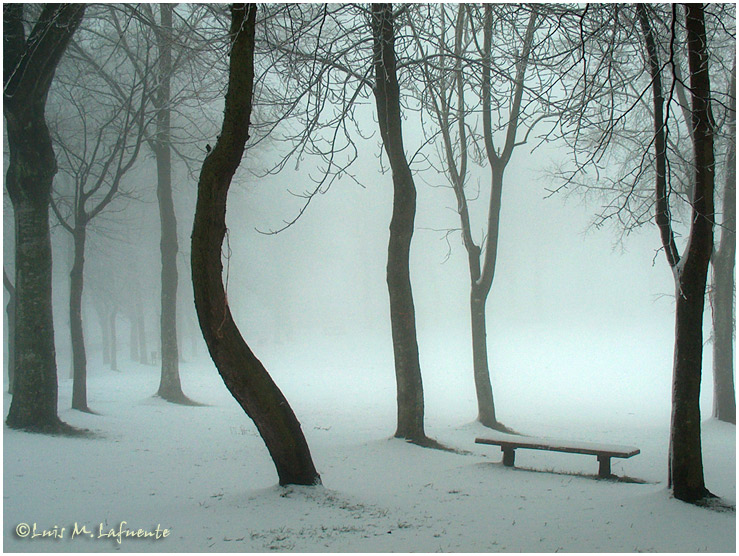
[50,45,148,412]
[150,4,189,403]
[372,3,434,445]
[257,4,443,444]
[4,4,86,433]
[710,60,736,424]
[110,307,119,372]
[409,4,540,430]
[191,3,321,486]
[99,3,225,404]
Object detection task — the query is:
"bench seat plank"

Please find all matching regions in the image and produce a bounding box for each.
[475,436,639,478]
[475,436,639,458]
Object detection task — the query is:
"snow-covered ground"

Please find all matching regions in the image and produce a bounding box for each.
[3,342,736,553]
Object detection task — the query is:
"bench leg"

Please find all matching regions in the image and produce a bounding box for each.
[502,447,516,467]
[597,455,612,478]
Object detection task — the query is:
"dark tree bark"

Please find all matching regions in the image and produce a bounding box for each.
[4,268,16,394]
[191,4,320,486]
[372,3,428,443]
[711,60,736,425]
[669,3,716,504]
[4,4,85,433]
[638,3,715,503]
[153,3,189,404]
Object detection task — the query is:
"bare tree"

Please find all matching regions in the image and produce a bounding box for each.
[539,3,733,504]
[710,60,736,424]
[4,3,86,433]
[70,4,225,404]
[554,4,734,429]
[127,3,221,403]
[191,4,320,486]
[255,4,444,444]
[151,3,186,402]
[49,28,149,411]
[373,3,447,446]
[408,4,543,431]
[637,3,717,504]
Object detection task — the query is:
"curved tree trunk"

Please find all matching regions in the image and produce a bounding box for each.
[4,4,85,433]
[372,3,428,443]
[191,4,320,486]
[70,224,91,412]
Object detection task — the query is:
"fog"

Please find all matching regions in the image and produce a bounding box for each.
[223,128,693,420]
[2,96,702,414]
[4,4,733,552]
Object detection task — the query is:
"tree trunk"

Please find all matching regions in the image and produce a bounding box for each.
[110,309,118,371]
[671,269,712,501]
[129,314,139,361]
[467,6,537,432]
[637,2,715,504]
[711,249,735,424]
[191,4,320,486]
[668,4,715,503]
[711,60,736,424]
[190,316,199,358]
[372,3,428,443]
[469,160,506,429]
[470,290,497,427]
[154,3,188,403]
[96,302,111,365]
[4,269,16,394]
[5,198,62,431]
[4,4,85,433]
[70,224,90,412]
[137,301,148,364]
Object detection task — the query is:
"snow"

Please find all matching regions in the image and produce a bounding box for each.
[3,349,736,553]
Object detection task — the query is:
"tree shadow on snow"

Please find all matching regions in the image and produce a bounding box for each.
[5,420,99,439]
[476,460,654,484]
[155,393,208,407]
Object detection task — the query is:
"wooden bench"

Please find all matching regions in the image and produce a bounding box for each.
[475,436,640,478]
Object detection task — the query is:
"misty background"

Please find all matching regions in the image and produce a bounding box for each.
[4,100,689,422]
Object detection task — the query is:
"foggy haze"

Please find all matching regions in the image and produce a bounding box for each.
[3,3,733,553]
